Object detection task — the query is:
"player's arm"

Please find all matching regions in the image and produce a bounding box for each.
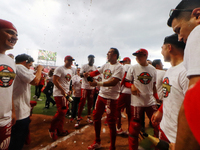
[151,104,163,124]
[30,65,44,86]
[53,75,66,96]
[175,104,200,150]
[188,75,200,88]
[89,77,120,87]
[153,82,160,103]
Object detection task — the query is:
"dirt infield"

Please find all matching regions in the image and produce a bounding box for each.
[22,114,150,150]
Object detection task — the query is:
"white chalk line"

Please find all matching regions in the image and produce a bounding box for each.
[39,116,107,150]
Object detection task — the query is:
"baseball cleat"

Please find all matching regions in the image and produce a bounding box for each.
[87,141,101,150]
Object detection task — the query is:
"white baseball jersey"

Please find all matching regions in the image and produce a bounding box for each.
[80,64,97,90]
[184,25,200,78]
[126,64,157,107]
[53,66,74,97]
[160,62,189,143]
[156,70,166,100]
[121,64,132,94]
[98,62,123,100]
[0,54,16,126]
[13,64,35,120]
[71,75,82,97]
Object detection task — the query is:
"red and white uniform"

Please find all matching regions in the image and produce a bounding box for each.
[77,64,97,118]
[50,66,74,133]
[160,62,189,143]
[0,54,16,150]
[93,62,123,149]
[126,63,158,150]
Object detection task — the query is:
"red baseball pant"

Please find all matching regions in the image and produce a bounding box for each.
[129,105,158,150]
[116,93,131,129]
[0,122,11,150]
[49,97,68,133]
[93,96,117,150]
[77,89,94,118]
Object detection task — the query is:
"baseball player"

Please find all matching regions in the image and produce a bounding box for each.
[75,55,97,128]
[87,48,123,150]
[9,54,44,150]
[167,0,200,149]
[125,48,159,150]
[49,55,75,140]
[116,57,132,135]
[0,19,18,150]
[151,34,188,148]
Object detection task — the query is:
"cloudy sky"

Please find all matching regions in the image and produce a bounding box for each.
[2,0,181,68]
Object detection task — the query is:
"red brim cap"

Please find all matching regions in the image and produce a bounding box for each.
[133,48,148,56]
[64,55,75,61]
[184,79,200,145]
[0,19,17,32]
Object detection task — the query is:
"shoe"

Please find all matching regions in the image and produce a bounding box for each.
[33,95,37,99]
[87,142,101,150]
[117,128,124,135]
[74,119,81,128]
[57,130,69,136]
[87,117,93,124]
[48,129,58,141]
[69,118,74,123]
[37,98,42,101]
[121,112,126,119]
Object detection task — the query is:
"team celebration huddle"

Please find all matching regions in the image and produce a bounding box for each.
[1,0,200,150]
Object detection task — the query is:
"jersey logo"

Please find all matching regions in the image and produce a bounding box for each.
[0,65,16,88]
[162,77,172,98]
[103,69,112,79]
[137,72,152,84]
[65,73,71,82]
[97,76,102,82]
[80,79,82,84]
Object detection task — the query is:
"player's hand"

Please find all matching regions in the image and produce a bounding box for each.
[170,143,175,150]
[37,65,44,71]
[67,91,72,96]
[131,84,140,96]
[83,72,89,78]
[89,80,97,87]
[151,110,162,124]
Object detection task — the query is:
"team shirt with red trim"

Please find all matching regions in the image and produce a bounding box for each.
[0,54,16,126]
[156,69,166,101]
[13,64,35,120]
[53,66,74,97]
[80,64,97,90]
[160,62,189,143]
[184,25,200,78]
[71,75,82,97]
[121,64,132,94]
[98,62,123,100]
[126,64,157,107]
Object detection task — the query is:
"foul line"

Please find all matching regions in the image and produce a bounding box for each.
[40,116,107,150]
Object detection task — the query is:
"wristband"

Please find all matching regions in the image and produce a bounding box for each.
[124,82,133,88]
[97,82,103,86]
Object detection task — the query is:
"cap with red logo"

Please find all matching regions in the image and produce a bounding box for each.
[120,57,131,63]
[132,48,148,56]
[64,55,75,61]
[0,19,17,32]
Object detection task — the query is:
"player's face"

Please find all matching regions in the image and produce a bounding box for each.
[161,44,170,62]
[136,54,147,65]
[88,57,94,65]
[65,59,73,67]
[0,28,18,52]
[107,49,116,62]
[24,62,33,70]
[76,68,80,75]
[171,18,196,43]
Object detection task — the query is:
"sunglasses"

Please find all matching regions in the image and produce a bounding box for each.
[169,9,193,17]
